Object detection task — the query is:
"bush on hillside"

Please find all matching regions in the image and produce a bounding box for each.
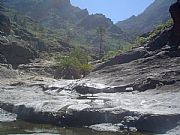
[54,47,92,79]
[135,19,173,46]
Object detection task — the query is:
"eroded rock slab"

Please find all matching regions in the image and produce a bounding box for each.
[0,79,180,134]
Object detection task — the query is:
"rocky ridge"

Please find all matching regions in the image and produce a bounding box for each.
[3,0,132,53]
[116,0,176,37]
[0,15,38,67]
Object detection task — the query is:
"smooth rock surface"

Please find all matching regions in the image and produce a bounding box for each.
[0,77,180,134]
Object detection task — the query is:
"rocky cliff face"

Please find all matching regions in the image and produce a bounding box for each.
[95,0,180,72]
[4,0,73,20]
[116,0,176,37]
[0,12,38,67]
[3,0,87,29]
[78,14,113,30]
[0,40,37,66]
[169,1,180,49]
[3,0,114,31]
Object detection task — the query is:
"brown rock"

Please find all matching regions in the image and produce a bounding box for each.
[169,0,180,49]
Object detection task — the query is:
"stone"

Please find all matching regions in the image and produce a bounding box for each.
[144,1,180,51]
[0,35,9,43]
[114,123,125,130]
[129,127,138,132]
[89,123,120,132]
[135,114,180,133]
[0,13,11,35]
[0,41,38,67]
[125,87,133,92]
[94,47,148,71]
[169,0,180,49]
[146,28,171,51]
[0,54,7,63]
[123,116,139,128]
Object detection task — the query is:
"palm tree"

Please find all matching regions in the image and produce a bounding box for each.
[96,26,106,59]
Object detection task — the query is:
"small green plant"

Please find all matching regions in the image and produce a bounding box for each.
[80,63,92,77]
[70,46,89,64]
[55,47,92,79]
[135,36,147,46]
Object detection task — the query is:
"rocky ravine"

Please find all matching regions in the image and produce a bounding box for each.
[0,30,180,135]
[0,47,180,134]
[0,1,180,135]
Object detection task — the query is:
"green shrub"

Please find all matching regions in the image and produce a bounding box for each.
[80,63,92,77]
[70,46,89,64]
[55,47,92,79]
[135,36,147,46]
[56,56,81,79]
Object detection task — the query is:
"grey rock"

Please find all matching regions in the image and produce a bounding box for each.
[0,41,37,66]
[0,64,18,79]
[135,114,180,134]
[146,28,171,51]
[94,47,148,71]
[129,127,137,132]
[89,123,120,132]
[0,13,11,35]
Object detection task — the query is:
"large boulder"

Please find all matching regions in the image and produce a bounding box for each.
[0,13,11,35]
[135,114,180,133]
[94,48,148,71]
[169,0,180,49]
[0,41,38,66]
[146,28,171,51]
[146,1,180,51]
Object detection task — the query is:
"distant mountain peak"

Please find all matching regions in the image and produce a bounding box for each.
[116,0,176,38]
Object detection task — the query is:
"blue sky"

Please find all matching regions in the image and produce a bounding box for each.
[70,0,154,23]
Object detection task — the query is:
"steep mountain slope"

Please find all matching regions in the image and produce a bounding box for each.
[3,0,131,54]
[116,0,176,37]
[4,0,84,29]
[0,1,77,67]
